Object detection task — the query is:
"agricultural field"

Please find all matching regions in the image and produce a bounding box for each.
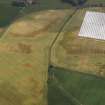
[0,4,74,104]
[48,66,105,105]
[51,7,105,77]
[1,0,105,105]
[0,0,72,34]
[0,0,75,104]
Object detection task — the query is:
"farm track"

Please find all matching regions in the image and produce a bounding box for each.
[48,8,78,66]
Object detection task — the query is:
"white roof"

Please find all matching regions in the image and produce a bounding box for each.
[79,11,105,40]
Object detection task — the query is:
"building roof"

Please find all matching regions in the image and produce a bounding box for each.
[79,11,105,40]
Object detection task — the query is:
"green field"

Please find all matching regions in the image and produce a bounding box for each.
[0,4,21,27]
[48,66,105,105]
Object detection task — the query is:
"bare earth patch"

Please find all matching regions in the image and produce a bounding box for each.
[23,63,33,68]
[0,9,70,105]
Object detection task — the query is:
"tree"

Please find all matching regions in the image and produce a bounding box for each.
[78,0,87,5]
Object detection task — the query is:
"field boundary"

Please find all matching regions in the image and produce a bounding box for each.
[48,8,78,67]
[1,6,26,39]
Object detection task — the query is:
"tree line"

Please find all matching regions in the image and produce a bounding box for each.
[61,0,87,6]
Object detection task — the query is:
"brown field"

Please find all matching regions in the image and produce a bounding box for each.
[0,9,72,105]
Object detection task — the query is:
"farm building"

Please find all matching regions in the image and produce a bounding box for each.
[79,11,105,40]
